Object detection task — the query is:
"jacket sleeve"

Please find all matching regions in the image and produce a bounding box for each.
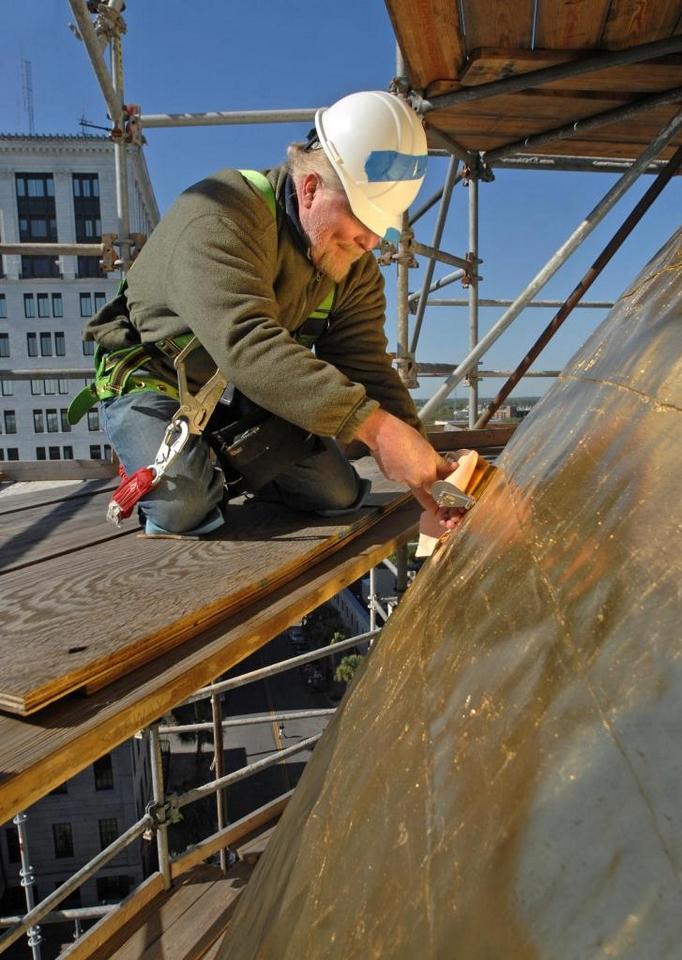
[315,255,427,437]
[163,208,378,442]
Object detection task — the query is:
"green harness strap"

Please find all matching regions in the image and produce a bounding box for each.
[69,170,335,424]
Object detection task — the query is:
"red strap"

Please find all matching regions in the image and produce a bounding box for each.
[108,466,156,521]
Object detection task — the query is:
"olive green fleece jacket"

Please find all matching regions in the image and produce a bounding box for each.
[85,165,423,443]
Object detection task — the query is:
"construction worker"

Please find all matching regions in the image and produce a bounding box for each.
[82,90,456,536]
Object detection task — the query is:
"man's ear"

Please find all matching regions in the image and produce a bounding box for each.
[300,173,320,210]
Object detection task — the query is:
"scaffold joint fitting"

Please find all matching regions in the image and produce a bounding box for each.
[144,795,182,838]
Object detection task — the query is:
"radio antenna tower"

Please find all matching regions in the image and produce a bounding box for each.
[21,59,35,135]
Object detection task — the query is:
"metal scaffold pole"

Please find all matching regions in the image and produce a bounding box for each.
[467,169,480,427]
[396,211,415,385]
[13,813,42,960]
[211,693,229,874]
[410,156,460,356]
[476,142,682,426]
[111,31,131,272]
[419,107,682,421]
[149,725,172,891]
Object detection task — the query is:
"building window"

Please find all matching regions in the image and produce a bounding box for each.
[96,875,131,904]
[104,444,112,460]
[24,294,35,318]
[82,339,95,356]
[52,822,74,859]
[74,175,102,279]
[90,445,102,460]
[16,174,58,279]
[77,256,101,278]
[1,380,13,396]
[7,448,19,461]
[51,293,63,317]
[3,411,16,434]
[59,379,68,395]
[98,818,118,850]
[94,754,114,791]
[73,174,99,199]
[0,294,7,318]
[75,215,101,239]
[49,783,68,795]
[37,293,49,318]
[55,332,66,356]
[5,827,20,864]
[33,410,44,433]
[43,379,57,395]
[40,332,52,356]
[87,409,100,432]
[17,174,55,198]
[46,409,58,433]
[80,293,93,317]
[60,409,71,432]
[36,446,46,460]
[31,379,41,395]
[63,445,73,459]
[0,334,9,358]
[27,333,37,357]
[48,446,61,460]
[94,292,106,312]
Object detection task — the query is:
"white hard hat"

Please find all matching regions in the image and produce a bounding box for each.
[314,91,427,242]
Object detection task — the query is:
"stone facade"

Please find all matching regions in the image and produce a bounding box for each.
[0,135,157,462]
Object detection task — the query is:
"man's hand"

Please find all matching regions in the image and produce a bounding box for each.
[353,409,452,513]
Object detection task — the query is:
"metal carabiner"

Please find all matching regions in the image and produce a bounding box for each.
[149,417,191,486]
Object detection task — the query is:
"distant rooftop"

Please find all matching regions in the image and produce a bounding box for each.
[0,133,109,141]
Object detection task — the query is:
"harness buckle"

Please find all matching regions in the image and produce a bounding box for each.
[151,418,191,482]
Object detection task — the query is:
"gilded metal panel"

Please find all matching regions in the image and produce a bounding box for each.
[220,229,682,957]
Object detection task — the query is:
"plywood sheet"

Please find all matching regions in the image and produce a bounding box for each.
[386,0,466,87]
[0,469,407,715]
[0,487,132,574]
[0,479,116,516]
[602,0,682,50]
[461,0,534,51]
[0,501,420,822]
[535,0,613,49]
[460,48,682,93]
[427,100,682,157]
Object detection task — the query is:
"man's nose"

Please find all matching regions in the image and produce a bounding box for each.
[356,227,381,251]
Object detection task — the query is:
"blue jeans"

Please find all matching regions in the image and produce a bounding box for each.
[102,392,368,534]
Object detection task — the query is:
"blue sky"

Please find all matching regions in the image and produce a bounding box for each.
[1,0,679,401]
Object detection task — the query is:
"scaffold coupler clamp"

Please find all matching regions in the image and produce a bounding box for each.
[143,795,183,840]
[106,417,191,526]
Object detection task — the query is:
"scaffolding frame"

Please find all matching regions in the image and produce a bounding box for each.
[1,5,681,955]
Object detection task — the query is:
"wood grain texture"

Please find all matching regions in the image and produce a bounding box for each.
[426,99,682,157]
[385,0,466,87]
[0,479,116,516]
[0,482,407,714]
[461,0,534,51]
[0,459,116,482]
[602,0,682,50]
[0,501,420,822]
[0,487,133,574]
[535,0,613,49]
[460,48,682,93]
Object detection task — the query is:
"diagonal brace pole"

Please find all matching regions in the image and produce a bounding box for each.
[475,142,682,426]
[418,107,682,422]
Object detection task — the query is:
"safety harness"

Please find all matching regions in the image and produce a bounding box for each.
[68,170,335,426]
[68,170,337,525]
